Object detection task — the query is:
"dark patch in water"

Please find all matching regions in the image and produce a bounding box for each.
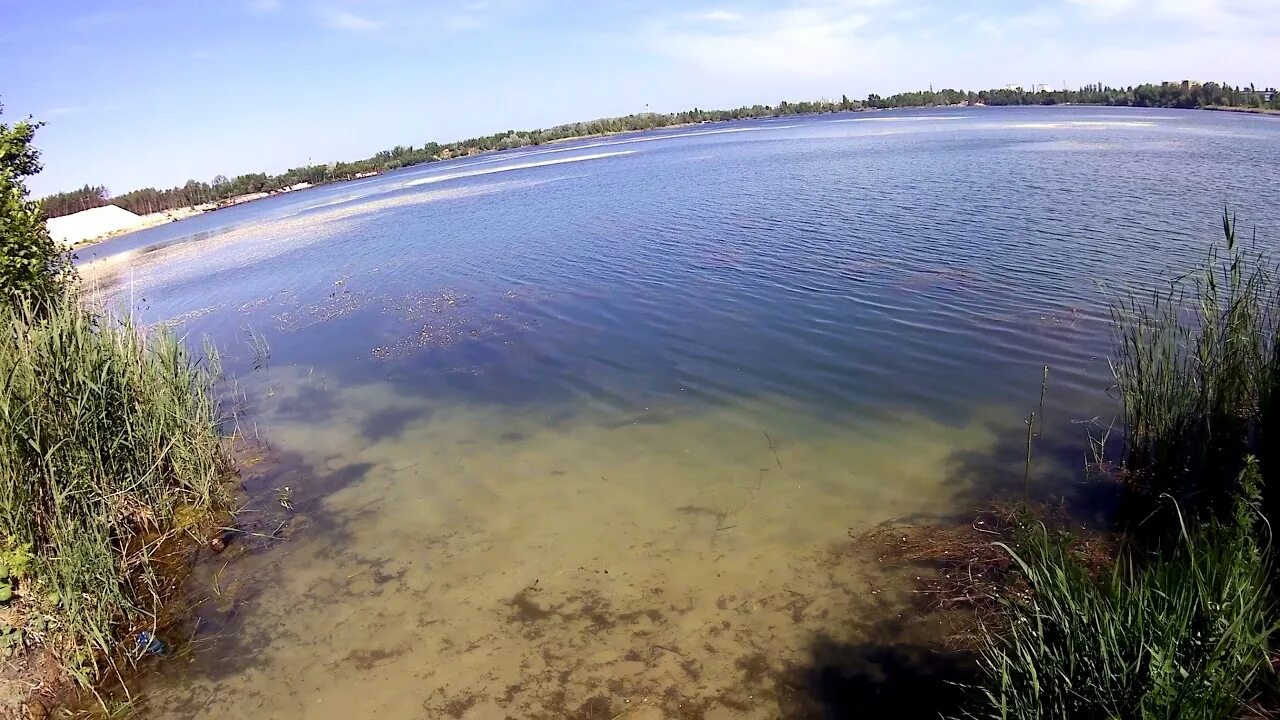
[359,405,427,442]
[273,384,339,423]
[775,624,978,719]
[736,651,770,685]
[944,417,1121,527]
[617,607,664,624]
[500,682,525,705]
[336,645,409,671]
[121,450,380,706]
[574,695,614,719]
[500,431,525,442]
[508,588,558,622]
[439,693,479,719]
[676,504,725,518]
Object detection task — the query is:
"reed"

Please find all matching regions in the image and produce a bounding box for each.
[959,215,1280,717]
[965,461,1274,719]
[0,293,230,678]
[1109,211,1280,522]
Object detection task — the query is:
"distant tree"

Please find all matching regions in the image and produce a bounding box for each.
[40,184,108,218]
[0,104,72,308]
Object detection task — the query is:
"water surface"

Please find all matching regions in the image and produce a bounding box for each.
[84,106,1280,718]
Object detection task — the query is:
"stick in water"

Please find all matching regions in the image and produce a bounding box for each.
[763,431,782,469]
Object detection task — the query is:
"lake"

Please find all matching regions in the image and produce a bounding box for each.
[85,106,1280,718]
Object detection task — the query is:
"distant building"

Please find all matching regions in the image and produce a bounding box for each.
[1239,87,1277,102]
[46,204,144,247]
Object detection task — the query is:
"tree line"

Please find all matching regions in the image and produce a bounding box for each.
[39,80,1278,219]
[865,80,1279,110]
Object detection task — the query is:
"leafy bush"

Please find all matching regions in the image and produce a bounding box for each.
[0,105,73,307]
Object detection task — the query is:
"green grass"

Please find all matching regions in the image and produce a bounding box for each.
[0,293,230,678]
[1109,211,1280,524]
[966,463,1274,719]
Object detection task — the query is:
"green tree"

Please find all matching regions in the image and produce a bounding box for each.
[1,105,71,308]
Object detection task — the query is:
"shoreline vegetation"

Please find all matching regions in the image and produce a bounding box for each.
[1204,105,1280,116]
[867,212,1280,717]
[40,79,1280,238]
[2,105,242,717]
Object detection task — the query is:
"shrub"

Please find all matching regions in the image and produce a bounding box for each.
[0,105,73,308]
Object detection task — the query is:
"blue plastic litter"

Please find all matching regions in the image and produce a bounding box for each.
[136,631,166,656]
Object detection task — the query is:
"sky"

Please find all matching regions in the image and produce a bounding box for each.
[3,0,1278,197]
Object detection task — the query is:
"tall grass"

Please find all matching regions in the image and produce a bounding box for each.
[967,462,1274,719]
[0,293,229,676]
[1109,211,1280,521]
[960,215,1280,718]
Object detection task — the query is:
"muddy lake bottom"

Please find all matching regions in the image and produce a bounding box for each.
[135,373,1009,719]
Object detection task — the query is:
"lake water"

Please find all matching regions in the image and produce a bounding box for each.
[84,106,1280,718]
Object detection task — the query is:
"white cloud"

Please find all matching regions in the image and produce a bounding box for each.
[1063,0,1136,16]
[1064,0,1280,28]
[444,0,494,30]
[648,4,889,81]
[641,0,1279,94]
[322,9,384,33]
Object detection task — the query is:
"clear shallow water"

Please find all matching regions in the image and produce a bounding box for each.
[83,106,1280,718]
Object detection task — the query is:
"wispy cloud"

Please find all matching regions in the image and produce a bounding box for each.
[247,0,282,13]
[687,9,745,23]
[1064,0,1280,29]
[643,0,1279,90]
[649,4,889,80]
[322,9,384,33]
[442,0,505,31]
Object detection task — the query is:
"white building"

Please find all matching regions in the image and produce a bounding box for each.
[46,205,144,247]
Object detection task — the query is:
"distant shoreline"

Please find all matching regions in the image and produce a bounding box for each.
[68,102,1275,252]
[1202,105,1280,117]
[70,185,318,250]
[44,80,1278,225]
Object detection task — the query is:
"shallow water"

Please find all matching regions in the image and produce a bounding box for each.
[82,106,1280,718]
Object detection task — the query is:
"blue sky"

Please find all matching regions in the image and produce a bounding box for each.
[3,0,1277,196]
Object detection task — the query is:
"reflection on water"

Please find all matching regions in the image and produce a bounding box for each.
[88,106,1280,717]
